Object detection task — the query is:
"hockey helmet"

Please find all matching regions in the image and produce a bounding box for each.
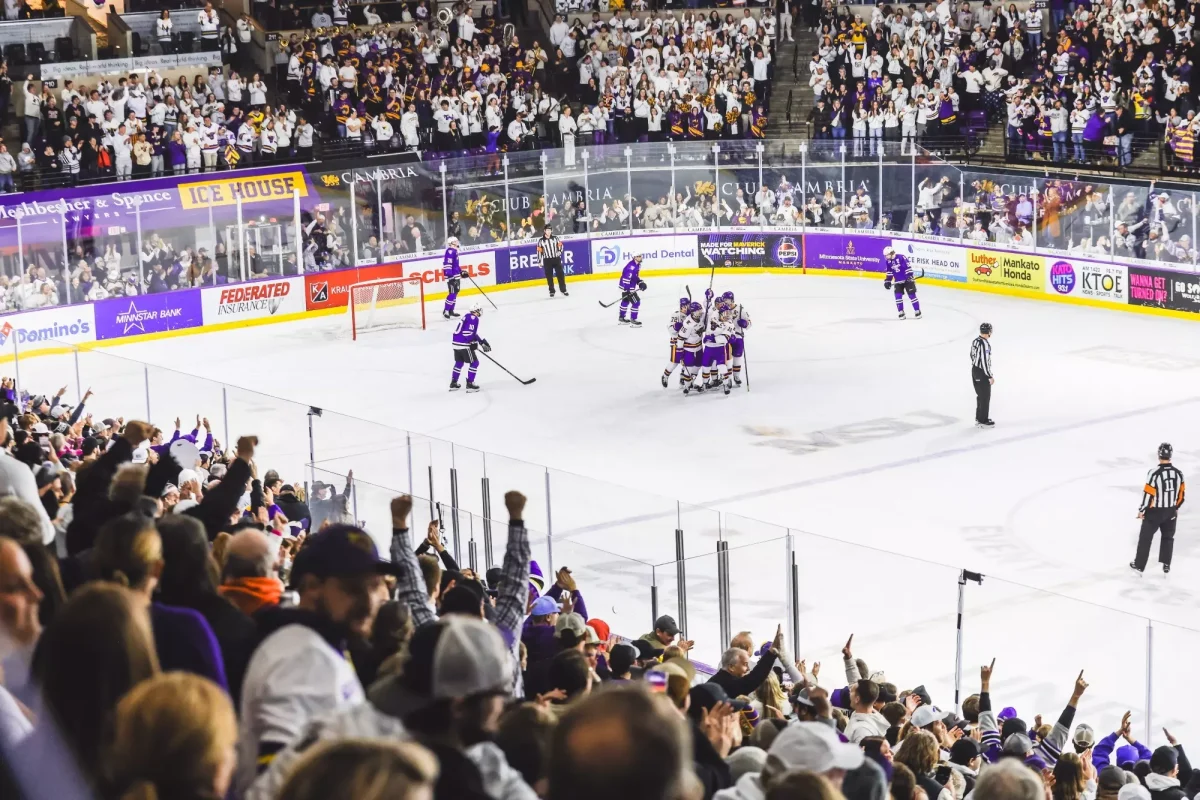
[446,236,460,248]
[633,253,644,261]
[1159,442,1173,460]
[688,301,703,316]
[883,246,895,257]
[679,296,690,309]
[721,290,735,303]
[470,304,483,316]
[979,322,993,335]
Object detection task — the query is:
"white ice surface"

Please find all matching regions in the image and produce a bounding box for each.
[34,272,1200,748]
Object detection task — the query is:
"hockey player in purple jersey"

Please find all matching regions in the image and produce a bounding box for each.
[442,237,463,319]
[450,304,489,392]
[617,254,646,326]
[662,297,691,388]
[883,246,922,320]
[699,297,735,395]
[723,291,751,386]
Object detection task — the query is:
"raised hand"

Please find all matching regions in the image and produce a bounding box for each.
[390,495,413,527]
[842,633,854,659]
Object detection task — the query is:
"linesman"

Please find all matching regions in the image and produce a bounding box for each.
[537,228,568,298]
[1131,443,1186,576]
[971,322,994,428]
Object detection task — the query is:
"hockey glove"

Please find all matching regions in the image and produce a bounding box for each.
[737,319,749,328]
[884,278,893,290]
[705,288,714,300]
[638,280,647,291]
[480,339,492,353]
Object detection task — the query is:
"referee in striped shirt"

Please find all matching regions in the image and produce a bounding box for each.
[971,322,994,428]
[1131,443,1186,575]
[537,228,568,298]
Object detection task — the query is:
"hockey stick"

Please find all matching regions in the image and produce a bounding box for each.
[743,347,750,392]
[466,273,499,310]
[478,350,537,385]
[598,296,625,309]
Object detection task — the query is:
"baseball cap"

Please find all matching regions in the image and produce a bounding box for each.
[1003,733,1034,757]
[689,683,750,715]
[950,738,983,765]
[31,422,49,435]
[654,614,680,636]
[1073,723,1096,748]
[1099,766,1137,792]
[289,524,401,584]
[608,643,637,675]
[1151,745,1179,774]
[371,616,511,716]
[769,721,865,773]
[554,612,588,640]
[790,686,815,708]
[1119,786,1151,800]
[911,705,954,729]
[530,595,561,616]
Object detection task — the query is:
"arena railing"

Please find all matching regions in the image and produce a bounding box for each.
[10,336,1200,745]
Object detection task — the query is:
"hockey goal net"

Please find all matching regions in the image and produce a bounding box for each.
[349,277,426,339]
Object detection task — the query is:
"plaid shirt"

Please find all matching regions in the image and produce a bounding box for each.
[391,520,530,698]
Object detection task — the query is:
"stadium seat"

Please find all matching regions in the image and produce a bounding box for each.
[175,31,195,52]
[4,44,25,66]
[54,37,74,62]
[27,42,47,64]
[132,31,149,56]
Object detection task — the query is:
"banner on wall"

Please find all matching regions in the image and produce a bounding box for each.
[398,250,497,287]
[304,263,407,312]
[1128,266,1200,312]
[697,234,802,268]
[0,163,313,247]
[803,234,888,272]
[1044,258,1127,304]
[95,290,204,341]
[201,278,306,324]
[496,240,591,284]
[966,249,1044,291]
[591,234,698,271]
[894,239,967,282]
[0,304,96,347]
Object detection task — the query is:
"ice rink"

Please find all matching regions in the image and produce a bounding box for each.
[36,271,1200,744]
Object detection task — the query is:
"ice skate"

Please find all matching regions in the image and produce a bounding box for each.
[1130,561,1144,577]
[618,317,628,325]
[723,379,732,396]
[661,373,669,388]
[914,310,922,319]
[976,419,995,428]
[449,381,461,391]
[466,381,480,393]
[628,319,642,327]
[898,311,906,320]
[1164,564,1171,575]
[733,375,742,386]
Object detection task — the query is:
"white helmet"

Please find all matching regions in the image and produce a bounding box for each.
[447,237,460,248]
[883,246,895,257]
[470,304,483,316]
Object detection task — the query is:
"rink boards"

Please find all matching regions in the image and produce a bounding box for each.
[0,228,1195,359]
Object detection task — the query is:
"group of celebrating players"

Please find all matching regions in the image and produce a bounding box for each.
[438,238,922,393]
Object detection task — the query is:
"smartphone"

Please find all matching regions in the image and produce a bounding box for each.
[646,671,667,693]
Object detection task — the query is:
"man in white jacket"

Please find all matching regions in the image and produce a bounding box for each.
[0,420,56,546]
[844,679,891,743]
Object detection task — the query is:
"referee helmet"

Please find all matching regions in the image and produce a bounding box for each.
[1159,443,1173,460]
[979,322,993,334]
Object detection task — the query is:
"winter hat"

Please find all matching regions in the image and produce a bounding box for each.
[843,757,888,800]
[1099,766,1137,791]
[998,706,1019,721]
[1118,786,1151,800]
[1151,745,1179,774]
[726,747,767,783]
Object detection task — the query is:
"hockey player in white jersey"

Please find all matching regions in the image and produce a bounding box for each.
[722,291,751,386]
[662,296,691,388]
[699,299,735,395]
[677,301,705,395]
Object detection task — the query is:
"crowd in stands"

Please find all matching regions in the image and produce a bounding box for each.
[0,0,776,190]
[800,0,1200,169]
[0,377,1195,800]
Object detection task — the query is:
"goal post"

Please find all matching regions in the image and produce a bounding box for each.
[349,276,426,339]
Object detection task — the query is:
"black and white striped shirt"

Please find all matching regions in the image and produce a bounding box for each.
[1141,463,1186,512]
[537,235,563,263]
[970,336,992,377]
